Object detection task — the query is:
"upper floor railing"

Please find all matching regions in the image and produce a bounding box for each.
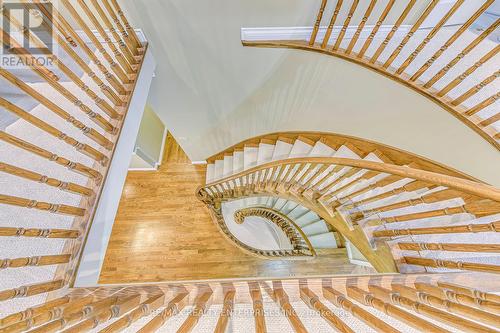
[242,0,500,150]
[0,0,147,313]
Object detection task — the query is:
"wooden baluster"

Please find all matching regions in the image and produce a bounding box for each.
[346,286,447,333]
[30,295,120,333]
[0,295,71,329]
[370,0,416,63]
[463,92,500,116]
[323,285,400,333]
[369,285,486,333]
[333,0,359,51]
[285,163,310,190]
[0,194,85,216]
[63,293,142,333]
[326,170,380,203]
[90,0,137,66]
[272,281,308,333]
[424,19,500,88]
[137,292,189,333]
[0,254,70,270]
[396,0,465,75]
[391,284,497,332]
[358,0,395,58]
[109,0,143,51]
[101,0,140,56]
[333,174,403,208]
[30,6,125,104]
[352,188,474,221]
[0,227,80,239]
[346,0,377,55]
[412,0,495,82]
[214,289,235,333]
[371,201,500,225]
[177,289,213,333]
[318,167,361,200]
[36,2,128,96]
[478,112,500,128]
[300,286,353,333]
[0,280,64,302]
[2,12,121,119]
[437,281,500,305]
[383,0,439,69]
[309,0,327,46]
[276,163,297,189]
[0,131,102,180]
[321,0,343,49]
[76,0,134,75]
[0,162,93,196]
[249,282,267,333]
[98,293,164,333]
[452,70,500,106]
[404,256,500,274]
[414,282,500,316]
[0,97,109,163]
[0,29,118,134]
[4,295,97,333]
[307,165,344,193]
[60,0,131,85]
[298,164,329,192]
[373,220,500,238]
[398,242,500,253]
[438,45,500,97]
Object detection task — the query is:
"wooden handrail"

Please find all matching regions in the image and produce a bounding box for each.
[203,157,500,202]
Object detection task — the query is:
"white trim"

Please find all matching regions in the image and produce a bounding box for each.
[241,25,412,43]
[129,166,157,171]
[349,259,374,267]
[192,160,208,165]
[155,126,169,168]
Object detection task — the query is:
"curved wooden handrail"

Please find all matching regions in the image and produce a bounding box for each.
[242,0,500,150]
[203,157,500,202]
[234,206,317,257]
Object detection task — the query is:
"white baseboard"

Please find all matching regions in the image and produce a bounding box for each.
[156,127,169,168]
[192,160,208,165]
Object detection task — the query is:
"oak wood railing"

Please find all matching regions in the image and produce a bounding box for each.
[242,0,500,150]
[0,273,498,332]
[198,156,500,274]
[0,0,146,318]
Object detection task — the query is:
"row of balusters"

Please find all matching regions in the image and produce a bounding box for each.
[1,275,499,332]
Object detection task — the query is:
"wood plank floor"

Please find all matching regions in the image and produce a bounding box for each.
[99,134,373,284]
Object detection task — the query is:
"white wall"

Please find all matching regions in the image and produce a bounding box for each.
[120,0,500,186]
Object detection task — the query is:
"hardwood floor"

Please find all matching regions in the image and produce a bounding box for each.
[99,134,373,284]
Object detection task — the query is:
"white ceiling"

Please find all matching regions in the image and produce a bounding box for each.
[120,0,500,186]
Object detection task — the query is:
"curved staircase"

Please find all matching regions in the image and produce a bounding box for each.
[200,133,500,274]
